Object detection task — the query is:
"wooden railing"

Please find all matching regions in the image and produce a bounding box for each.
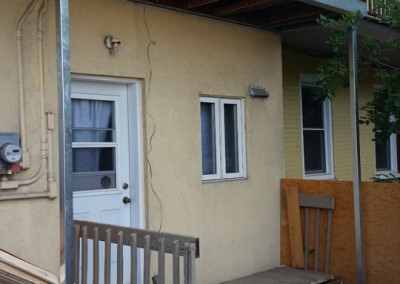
[367,0,389,17]
[73,220,199,284]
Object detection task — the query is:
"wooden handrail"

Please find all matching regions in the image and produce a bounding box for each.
[73,220,199,284]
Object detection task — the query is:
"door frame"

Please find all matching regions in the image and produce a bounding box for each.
[71,74,145,229]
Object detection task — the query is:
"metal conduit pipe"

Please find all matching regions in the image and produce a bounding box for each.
[2,0,56,199]
[0,191,50,201]
[17,0,54,192]
[47,112,57,198]
[16,0,40,169]
[38,0,48,145]
[18,149,46,186]
[37,0,57,197]
[15,0,48,188]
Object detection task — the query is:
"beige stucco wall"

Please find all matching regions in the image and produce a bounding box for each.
[69,0,284,282]
[283,48,376,181]
[0,0,60,276]
[1,0,284,282]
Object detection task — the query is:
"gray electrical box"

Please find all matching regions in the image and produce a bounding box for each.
[0,133,22,175]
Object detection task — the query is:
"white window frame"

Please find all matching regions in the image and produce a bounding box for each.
[200,96,246,181]
[71,93,122,196]
[300,75,334,180]
[373,85,399,176]
[200,97,221,180]
[375,129,398,174]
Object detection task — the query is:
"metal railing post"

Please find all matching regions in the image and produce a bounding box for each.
[56,0,72,283]
[349,27,366,284]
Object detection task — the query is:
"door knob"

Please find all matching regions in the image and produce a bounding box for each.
[122,197,131,204]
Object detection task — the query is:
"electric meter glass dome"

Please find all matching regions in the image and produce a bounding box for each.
[0,143,22,164]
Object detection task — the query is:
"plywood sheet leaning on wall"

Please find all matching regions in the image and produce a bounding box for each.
[362,182,400,283]
[281,179,400,284]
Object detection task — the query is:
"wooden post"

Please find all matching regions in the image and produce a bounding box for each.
[285,187,305,268]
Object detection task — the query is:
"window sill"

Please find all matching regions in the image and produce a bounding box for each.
[202,177,247,184]
[374,171,400,179]
[303,173,334,180]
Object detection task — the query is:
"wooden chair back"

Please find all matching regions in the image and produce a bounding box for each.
[285,186,335,274]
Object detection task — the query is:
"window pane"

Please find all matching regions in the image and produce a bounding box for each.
[302,86,324,129]
[72,130,114,142]
[73,172,116,191]
[224,104,239,173]
[73,147,115,172]
[72,99,115,142]
[303,130,326,174]
[375,134,391,171]
[201,102,217,175]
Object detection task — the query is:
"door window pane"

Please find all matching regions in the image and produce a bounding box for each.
[201,102,217,175]
[224,104,239,173]
[73,148,115,172]
[73,172,116,191]
[72,99,115,142]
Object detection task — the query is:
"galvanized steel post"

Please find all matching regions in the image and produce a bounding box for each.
[349,28,366,284]
[56,0,73,283]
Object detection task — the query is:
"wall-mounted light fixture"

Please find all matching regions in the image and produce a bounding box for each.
[104,35,121,54]
[248,85,269,98]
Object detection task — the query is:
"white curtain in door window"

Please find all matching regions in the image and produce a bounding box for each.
[72,99,113,172]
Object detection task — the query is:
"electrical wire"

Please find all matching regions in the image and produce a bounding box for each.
[143,1,163,233]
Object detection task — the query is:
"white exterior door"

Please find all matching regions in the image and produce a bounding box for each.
[72,77,143,283]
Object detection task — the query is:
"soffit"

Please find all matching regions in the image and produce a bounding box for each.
[123,0,341,31]
[282,21,400,67]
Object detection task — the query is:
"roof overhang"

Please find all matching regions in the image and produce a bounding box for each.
[282,20,400,68]
[297,0,368,15]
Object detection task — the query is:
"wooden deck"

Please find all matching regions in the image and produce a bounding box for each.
[222,267,339,284]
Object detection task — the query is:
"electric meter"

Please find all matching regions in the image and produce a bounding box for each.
[0,143,22,164]
[0,133,22,175]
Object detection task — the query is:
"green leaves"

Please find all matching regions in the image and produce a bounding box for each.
[360,69,400,143]
[375,0,400,30]
[316,1,400,140]
[316,57,348,99]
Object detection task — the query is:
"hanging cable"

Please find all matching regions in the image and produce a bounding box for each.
[143,1,163,233]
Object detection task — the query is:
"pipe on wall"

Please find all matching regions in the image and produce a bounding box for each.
[16,0,40,169]
[0,0,56,199]
[16,0,48,189]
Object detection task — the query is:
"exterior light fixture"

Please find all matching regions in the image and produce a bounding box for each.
[104,35,121,54]
[249,85,269,98]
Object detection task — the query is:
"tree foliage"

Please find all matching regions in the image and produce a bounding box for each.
[315,0,400,143]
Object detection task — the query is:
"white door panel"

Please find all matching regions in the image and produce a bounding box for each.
[72,81,131,227]
[72,78,142,283]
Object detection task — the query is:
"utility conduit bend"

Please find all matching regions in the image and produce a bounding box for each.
[16,0,40,169]
[16,0,47,188]
[6,0,56,199]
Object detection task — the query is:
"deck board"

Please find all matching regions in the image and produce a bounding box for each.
[222,267,334,284]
